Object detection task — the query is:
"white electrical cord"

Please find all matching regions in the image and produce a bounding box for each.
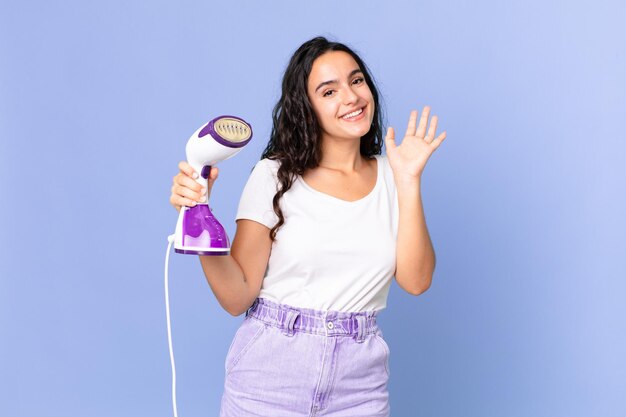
[165,234,178,417]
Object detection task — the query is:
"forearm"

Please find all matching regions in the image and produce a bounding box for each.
[395,178,436,295]
[198,255,257,316]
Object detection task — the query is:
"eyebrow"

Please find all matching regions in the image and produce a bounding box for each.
[314,69,363,93]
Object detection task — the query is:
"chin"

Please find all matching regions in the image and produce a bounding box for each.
[358,120,375,137]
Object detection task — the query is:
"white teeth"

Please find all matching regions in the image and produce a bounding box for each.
[341,108,363,119]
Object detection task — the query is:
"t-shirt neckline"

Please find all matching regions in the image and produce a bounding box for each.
[297,155,381,204]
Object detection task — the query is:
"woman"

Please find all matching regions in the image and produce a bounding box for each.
[169,36,446,416]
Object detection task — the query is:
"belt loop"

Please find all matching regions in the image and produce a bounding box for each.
[245,298,259,317]
[282,309,300,337]
[355,315,366,343]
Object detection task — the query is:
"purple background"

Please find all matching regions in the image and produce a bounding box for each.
[1,0,624,416]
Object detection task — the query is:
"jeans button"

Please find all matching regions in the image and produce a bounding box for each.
[327,321,334,329]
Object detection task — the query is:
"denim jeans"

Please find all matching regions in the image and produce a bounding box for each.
[220,297,390,416]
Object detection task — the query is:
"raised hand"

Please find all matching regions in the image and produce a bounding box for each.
[385,105,446,183]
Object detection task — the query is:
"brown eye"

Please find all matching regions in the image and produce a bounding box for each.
[323,90,334,97]
[352,77,364,85]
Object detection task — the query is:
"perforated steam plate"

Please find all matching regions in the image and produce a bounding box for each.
[214,117,252,142]
[199,115,253,148]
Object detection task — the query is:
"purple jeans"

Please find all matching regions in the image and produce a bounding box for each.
[220,297,390,416]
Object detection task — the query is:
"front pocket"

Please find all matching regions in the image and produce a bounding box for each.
[374,330,391,377]
[225,318,266,376]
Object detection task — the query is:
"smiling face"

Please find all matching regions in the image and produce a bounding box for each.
[307,51,375,144]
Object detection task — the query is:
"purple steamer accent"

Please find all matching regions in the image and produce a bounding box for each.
[174,115,252,255]
[175,204,230,256]
[198,115,253,148]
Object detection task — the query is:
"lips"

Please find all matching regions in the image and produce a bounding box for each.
[340,106,365,120]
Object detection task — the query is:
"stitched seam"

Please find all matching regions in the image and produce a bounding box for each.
[374,334,390,377]
[225,323,265,376]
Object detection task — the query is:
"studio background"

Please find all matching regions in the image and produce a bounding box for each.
[1,0,624,416]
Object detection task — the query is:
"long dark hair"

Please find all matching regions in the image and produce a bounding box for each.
[261,36,385,241]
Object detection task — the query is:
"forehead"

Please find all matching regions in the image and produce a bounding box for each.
[308,51,360,84]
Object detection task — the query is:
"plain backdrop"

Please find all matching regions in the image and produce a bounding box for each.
[1,0,625,416]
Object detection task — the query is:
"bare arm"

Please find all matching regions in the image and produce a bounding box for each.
[170,161,271,316]
[385,106,446,295]
[394,179,435,295]
[197,219,271,316]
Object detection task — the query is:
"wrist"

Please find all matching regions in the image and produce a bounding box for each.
[394,174,422,190]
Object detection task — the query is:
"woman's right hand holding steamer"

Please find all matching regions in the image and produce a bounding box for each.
[169,161,220,213]
[169,158,269,317]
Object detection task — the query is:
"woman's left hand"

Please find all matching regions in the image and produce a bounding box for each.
[385,105,446,184]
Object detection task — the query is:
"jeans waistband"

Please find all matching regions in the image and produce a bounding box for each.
[245,297,379,342]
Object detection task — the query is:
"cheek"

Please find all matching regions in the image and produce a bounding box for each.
[366,93,375,119]
[308,106,330,133]
[364,88,375,105]
[312,101,336,124]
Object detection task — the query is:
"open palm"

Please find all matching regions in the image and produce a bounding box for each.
[385,106,446,182]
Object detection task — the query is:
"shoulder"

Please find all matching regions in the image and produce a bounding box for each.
[252,158,280,179]
[255,157,281,171]
[375,154,392,173]
[375,154,397,190]
[246,158,281,187]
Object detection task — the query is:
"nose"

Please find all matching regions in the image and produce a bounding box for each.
[342,84,359,105]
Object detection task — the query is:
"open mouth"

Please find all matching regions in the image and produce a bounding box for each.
[340,107,365,120]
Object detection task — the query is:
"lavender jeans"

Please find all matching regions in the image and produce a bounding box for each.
[219,297,391,416]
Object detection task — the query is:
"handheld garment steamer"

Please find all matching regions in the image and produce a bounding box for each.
[165,115,252,417]
[174,115,253,255]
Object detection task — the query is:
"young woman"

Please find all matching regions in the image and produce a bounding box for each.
[169,36,446,416]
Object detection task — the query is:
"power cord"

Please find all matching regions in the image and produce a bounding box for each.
[165,234,178,417]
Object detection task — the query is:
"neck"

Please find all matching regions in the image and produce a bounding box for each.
[318,136,364,172]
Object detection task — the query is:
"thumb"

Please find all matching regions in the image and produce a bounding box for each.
[208,166,219,183]
[209,166,219,179]
[385,127,396,151]
[205,166,219,195]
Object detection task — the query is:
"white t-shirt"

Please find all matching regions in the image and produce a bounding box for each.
[235,154,399,312]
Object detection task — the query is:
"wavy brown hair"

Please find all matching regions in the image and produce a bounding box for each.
[261,36,385,241]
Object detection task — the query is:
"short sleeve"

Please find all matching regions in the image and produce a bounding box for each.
[235,159,280,229]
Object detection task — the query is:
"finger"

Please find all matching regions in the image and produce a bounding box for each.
[176,172,204,193]
[404,110,418,137]
[385,127,396,151]
[178,161,198,179]
[431,131,447,149]
[173,183,206,203]
[425,115,438,143]
[416,105,430,138]
[170,195,197,209]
